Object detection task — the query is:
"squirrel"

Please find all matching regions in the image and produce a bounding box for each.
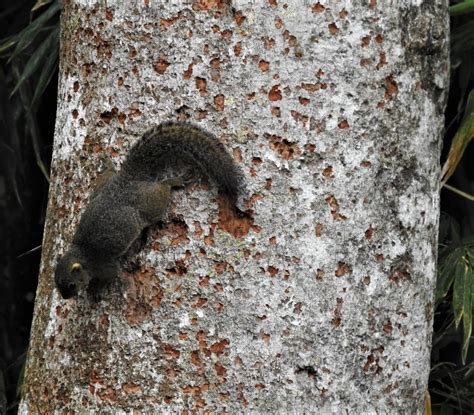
[54,121,242,299]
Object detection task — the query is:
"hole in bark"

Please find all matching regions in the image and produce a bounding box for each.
[296,365,318,378]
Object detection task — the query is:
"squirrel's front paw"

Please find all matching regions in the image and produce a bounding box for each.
[87,278,112,302]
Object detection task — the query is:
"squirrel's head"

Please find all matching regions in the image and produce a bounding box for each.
[55,248,90,299]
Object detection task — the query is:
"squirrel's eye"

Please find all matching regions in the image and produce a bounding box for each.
[70,262,82,273]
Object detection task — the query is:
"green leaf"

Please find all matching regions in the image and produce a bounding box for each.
[32,30,59,105]
[8,1,60,63]
[0,36,17,55]
[441,89,474,186]
[10,26,59,98]
[450,0,474,16]
[31,0,55,13]
[436,253,457,302]
[11,65,50,181]
[461,264,473,364]
[453,258,467,328]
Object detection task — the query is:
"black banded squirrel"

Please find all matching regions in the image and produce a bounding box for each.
[55,122,242,299]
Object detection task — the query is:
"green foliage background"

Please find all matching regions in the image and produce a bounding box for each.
[0,1,59,413]
[0,1,472,413]
[429,2,474,413]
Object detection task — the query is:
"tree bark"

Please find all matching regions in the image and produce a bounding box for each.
[20,1,449,413]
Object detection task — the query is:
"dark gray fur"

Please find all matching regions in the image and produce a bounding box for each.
[54,122,242,299]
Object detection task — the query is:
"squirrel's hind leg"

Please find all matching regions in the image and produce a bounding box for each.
[135,173,193,223]
[135,181,173,223]
[161,176,186,188]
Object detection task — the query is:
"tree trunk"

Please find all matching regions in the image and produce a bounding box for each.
[20,1,449,413]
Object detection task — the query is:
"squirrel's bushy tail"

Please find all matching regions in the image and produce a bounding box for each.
[122,121,242,202]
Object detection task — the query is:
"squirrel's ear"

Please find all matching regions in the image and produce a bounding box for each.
[70,262,82,272]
